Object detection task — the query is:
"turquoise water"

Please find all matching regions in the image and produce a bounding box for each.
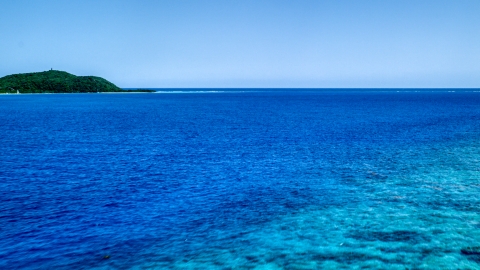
[1,90,480,269]
[167,144,480,269]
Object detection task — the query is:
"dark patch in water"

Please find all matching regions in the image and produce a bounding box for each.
[266,253,288,263]
[348,230,430,243]
[311,251,390,264]
[461,247,480,255]
[366,171,388,180]
[461,247,480,263]
[424,199,480,212]
[245,255,259,263]
[378,247,407,253]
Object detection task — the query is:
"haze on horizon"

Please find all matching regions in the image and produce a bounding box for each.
[1,0,479,88]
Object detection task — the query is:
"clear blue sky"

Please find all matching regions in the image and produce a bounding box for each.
[1,0,479,88]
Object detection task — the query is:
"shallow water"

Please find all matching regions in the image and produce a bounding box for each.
[1,90,479,269]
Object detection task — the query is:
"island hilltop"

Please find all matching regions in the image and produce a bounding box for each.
[0,70,154,93]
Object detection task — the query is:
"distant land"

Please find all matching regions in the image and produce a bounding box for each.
[0,70,155,93]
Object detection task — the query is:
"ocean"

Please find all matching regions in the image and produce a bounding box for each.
[1,90,480,269]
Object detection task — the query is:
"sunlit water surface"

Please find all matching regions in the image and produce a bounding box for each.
[1,90,480,269]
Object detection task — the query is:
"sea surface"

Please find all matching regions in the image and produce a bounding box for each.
[1,90,480,269]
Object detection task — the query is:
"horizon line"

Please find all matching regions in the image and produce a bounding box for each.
[122,87,480,90]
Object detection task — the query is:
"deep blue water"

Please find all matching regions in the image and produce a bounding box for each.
[1,90,480,269]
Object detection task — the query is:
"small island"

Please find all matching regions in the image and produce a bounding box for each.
[0,70,155,93]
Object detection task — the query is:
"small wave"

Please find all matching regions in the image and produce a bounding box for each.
[154,90,253,94]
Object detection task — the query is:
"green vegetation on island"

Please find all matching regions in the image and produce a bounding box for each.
[0,70,155,93]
